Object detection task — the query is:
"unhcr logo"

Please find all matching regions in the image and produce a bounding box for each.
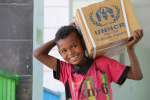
[90,6,120,26]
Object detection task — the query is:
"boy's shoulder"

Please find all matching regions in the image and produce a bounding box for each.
[95,55,112,63]
[94,56,119,70]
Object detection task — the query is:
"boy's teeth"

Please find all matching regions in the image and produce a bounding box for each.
[71,56,78,60]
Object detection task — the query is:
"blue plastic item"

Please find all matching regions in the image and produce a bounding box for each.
[43,88,60,100]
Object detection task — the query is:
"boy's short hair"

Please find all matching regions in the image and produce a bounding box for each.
[55,25,83,43]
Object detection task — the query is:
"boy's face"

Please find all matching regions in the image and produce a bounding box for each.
[57,32,85,65]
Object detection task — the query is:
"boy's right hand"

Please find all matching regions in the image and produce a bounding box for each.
[127,29,143,49]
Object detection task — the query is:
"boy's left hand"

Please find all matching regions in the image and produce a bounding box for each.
[127,29,143,49]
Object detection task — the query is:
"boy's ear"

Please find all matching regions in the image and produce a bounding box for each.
[81,38,86,50]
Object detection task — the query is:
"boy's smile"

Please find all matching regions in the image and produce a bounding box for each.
[57,32,86,65]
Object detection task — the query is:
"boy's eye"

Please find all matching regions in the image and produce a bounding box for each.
[71,44,77,48]
[74,44,77,48]
[60,49,67,54]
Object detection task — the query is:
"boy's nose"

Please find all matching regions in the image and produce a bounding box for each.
[67,49,74,56]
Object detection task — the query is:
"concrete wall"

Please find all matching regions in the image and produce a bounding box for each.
[0,0,33,100]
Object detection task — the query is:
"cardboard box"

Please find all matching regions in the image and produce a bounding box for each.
[75,0,140,58]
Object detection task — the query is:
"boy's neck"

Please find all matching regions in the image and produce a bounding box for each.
[77,56,89,67]
[73,57,93,74]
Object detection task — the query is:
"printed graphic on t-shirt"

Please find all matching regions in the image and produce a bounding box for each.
[78,74,110,100]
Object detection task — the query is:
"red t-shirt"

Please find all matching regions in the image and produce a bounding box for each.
[53,56,129,100]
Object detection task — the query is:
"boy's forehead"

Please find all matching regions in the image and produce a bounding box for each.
[57,32,81,47]
[62,32,80,42]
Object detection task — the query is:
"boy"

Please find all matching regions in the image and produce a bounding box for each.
[33,25,143,100]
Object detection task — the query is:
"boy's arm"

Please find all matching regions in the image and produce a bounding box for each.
[33,39,57,70]
[126,29,143,80]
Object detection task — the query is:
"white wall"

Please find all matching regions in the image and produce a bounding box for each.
[43,0,70,95]
[132,0,150,49]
